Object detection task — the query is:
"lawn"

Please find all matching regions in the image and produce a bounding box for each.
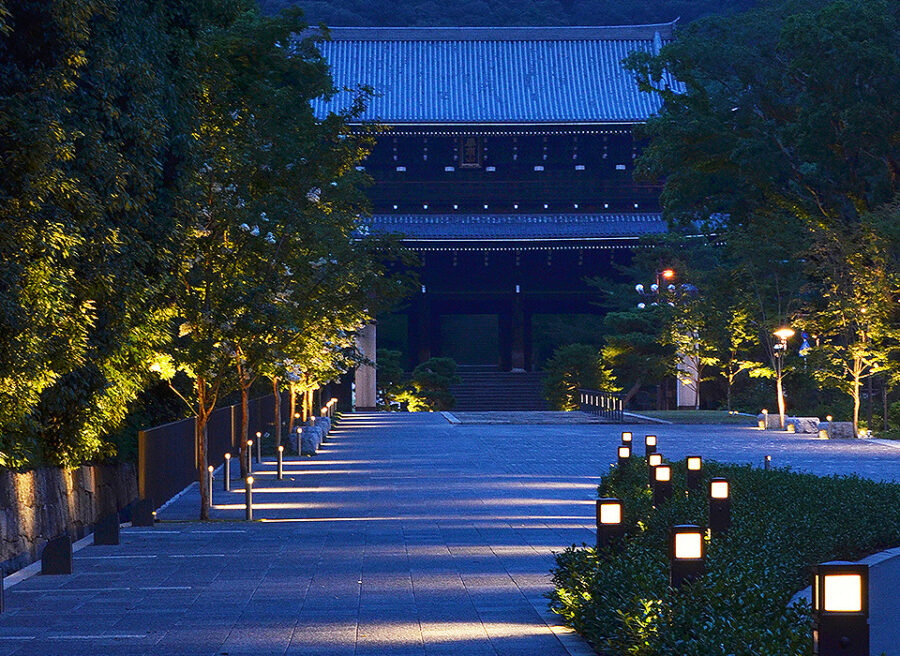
[629,409,758,425]
[550,458,900,655]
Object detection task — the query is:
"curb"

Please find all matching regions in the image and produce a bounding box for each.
[441,411,461,425]
[623,411,673,425]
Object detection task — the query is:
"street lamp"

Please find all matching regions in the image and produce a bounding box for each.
[595,498,625,551]
[773,327,795,429]
[813,562,869,656]
[670,524,705,587]
[686,456,702,491]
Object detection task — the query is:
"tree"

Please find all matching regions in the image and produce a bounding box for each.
[543,344,618,411]
[602,309,674,409]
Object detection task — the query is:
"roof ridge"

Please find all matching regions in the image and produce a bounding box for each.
[324,22,677,42]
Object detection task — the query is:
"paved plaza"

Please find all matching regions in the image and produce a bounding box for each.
[3,413,900,655]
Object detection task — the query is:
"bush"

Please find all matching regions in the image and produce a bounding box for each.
[543,343,618,410]
[394,357,460,411]
[550,460,900,654]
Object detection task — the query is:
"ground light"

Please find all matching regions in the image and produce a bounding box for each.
[246,439,253,474]
[207,465,214,505]
[595,498,625,551]
[618,445,631,467]
[621,431,633,445]
[255,431,262,463]
[644,434,657,457]
[686,456,702,491]
[653,464,673,506]
[277,445,284,480]
[813,562,869,656]
[224,453,231,491]
[709,477,731,535]
[670,524,705,587]
[648,452,662,486]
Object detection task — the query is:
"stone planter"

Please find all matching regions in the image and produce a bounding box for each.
[756,412,784,430]
[786,417,820,434]
[300,425,324,455]
[817,421,857,439]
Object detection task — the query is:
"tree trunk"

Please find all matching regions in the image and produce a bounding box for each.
[623,379,642,408]
[288,381,297,437]
[240,384,250,479]
[884,380,889,432]
[197,376,211,520]
[867,374,873,430]
[726,372,734,413]
[776,373,786,429]
[852,372,861,438]
[272,377,282,449]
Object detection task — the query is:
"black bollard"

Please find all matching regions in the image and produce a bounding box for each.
[686,456,702,491]
[93,512,120,546]
[132,498,155,527]
[41,534,73,575]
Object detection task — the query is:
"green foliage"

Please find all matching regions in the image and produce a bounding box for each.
[551,460,900,654]
[394,357,459,412]
[602,308,675,407]
[375,349,407,410]
[543,343,618,411]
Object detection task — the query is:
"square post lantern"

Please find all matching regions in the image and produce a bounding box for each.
[595,498,625,551]
[617,445,631,467]
[647,452,662,486]
[812,562,869,656]
[621,431,633,445]
[708,477,731,535]
[686,456,702,491]
[653,464,673,506]
[670,524,705,587]
[644,434,657,457]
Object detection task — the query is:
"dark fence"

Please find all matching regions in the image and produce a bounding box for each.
[138,393,290,510]
[579,389,624,422]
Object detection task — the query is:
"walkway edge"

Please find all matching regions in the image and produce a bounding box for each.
[623,411,673,424]
[529,598,599,656]
[441,411,461,424]
[3,529,107,590]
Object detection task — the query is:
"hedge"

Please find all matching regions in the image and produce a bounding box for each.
[550,458,900,655]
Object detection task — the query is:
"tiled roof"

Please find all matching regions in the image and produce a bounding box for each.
[312,24,679,124]
[358,213,667,240]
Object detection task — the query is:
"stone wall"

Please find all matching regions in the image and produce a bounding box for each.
[0,463,137,575]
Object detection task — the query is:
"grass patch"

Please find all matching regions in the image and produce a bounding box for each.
[550,459,900,654]
[630,410,757,425]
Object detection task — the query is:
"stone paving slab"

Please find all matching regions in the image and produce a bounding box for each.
[4,414,900,654]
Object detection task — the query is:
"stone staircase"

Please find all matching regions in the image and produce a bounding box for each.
[450,369,548,411]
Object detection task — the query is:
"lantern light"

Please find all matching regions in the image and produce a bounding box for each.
[645,434,657,457]
[812,561,869,656]
[708,477,731,535]
[596,498,626,551]
[686,455,702,491]
[670,525,705,587]
[648,453,662,467]
[654,465,671,482]
[621,431,633,444]
[653,464,673,506]
[617,445,631,467]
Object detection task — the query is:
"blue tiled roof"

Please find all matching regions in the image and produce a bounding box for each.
[358,213,667,240]
[312,24,679,124]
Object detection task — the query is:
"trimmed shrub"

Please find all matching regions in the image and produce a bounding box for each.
[550,460,900,654]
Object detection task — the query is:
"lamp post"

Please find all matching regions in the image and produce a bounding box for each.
[653,464,673,506]
[255,431,262,463]
[812,562,869,656]
[621,431,633,445]
[595,498,625,551]
[708,477,731,535]
[207,465,214,506]
[686,456,702,491]
[224,453,231,491]
[644,434,657,458]
[773,327,795,429]
[670,525,705,587]
[246,440,253,475]
[277,445,284,480]
[617,445,631,467]
[245,476,254,521]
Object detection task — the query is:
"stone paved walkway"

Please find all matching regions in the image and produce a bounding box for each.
[3,413,900,655]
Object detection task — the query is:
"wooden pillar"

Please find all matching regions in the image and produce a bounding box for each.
[511,294,526,371]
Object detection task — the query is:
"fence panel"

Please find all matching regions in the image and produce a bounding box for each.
[578,388,624,422]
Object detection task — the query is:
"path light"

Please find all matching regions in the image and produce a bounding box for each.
[255,431,262,463]
[764,455,772,471]
[246,440,253,475]
[245,476,254,521]
[648,452,662,486]
[759,409,768,430]
[277,445,284,481]
[813,562,869,656]
[617,445,631,467]
[224,453,231,491]
[670,525,705,587]
[709,477,731,535]
[207,465,214,506]
[595,498,625,551]
[686,456,702,491]
[644,434,657,457]
[621,431,633,445]
[653,464,673,506]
